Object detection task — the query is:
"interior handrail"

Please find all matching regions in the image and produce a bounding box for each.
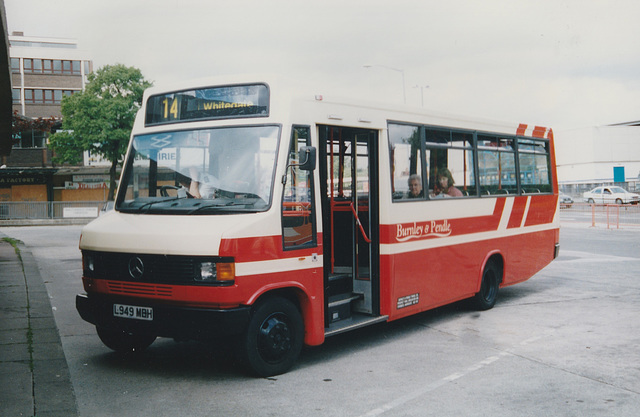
[348,202,371,243]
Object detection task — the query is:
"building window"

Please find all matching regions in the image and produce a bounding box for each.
[33,89,43,103]
[24,58,33,72]
[43,90,54,104]
[12,88,21,104]
[43,59,53,74]
[11,58,20,73]
[13,130,47,149]
[21,58,82,75]
[24,89,77,104]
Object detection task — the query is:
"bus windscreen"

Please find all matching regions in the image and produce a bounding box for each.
[145,83,269,126]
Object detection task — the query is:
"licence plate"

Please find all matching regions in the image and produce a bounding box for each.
[113,304,153,321]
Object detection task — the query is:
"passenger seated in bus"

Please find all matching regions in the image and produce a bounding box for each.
[407,174,424,198]
[433,168,463,198]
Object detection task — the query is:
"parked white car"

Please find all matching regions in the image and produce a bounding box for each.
[583,186,640,205]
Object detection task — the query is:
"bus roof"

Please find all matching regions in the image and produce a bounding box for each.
[139,74,551,139]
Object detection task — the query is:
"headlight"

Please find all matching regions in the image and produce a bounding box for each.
[83,253,95,273]
[195,261,235,284]
[198,262,216,281]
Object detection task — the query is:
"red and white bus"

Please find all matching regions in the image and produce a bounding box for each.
[76,75,560,376]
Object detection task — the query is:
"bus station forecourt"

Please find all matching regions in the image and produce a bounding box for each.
[1,211,640,416]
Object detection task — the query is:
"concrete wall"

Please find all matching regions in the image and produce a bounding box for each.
[555,126,640,185]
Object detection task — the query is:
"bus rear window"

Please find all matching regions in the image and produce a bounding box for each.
[145,83,269,126]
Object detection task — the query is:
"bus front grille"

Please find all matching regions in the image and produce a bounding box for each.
[83,251,201,285]
[107,281,173,297]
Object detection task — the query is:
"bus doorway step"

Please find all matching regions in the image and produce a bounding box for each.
[325,313,389,338]
[327,273,353,297]
[328,292,363,323]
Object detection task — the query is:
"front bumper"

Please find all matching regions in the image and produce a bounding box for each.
[76,293,251,341]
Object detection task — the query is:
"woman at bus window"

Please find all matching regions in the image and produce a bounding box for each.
[407,174,424,198]
[433,168,463,198]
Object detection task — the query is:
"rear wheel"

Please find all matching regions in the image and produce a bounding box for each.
[587,198,595,204]
[96,326,156,353]
[472,261,500,311]
[239,297,304,377]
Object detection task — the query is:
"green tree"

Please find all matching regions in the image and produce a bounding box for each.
[49,64,152,200]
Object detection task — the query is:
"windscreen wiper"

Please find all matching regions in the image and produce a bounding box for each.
[187,200,250,214]
[135,196,185,212]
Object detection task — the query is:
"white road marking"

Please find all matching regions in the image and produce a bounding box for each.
[357,334,550,417]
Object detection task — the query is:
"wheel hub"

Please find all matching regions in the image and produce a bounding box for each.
[258,314,292,363]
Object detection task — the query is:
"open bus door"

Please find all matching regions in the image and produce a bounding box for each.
[319,126,385,335]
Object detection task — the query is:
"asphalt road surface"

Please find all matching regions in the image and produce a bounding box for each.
[2,223,639,417]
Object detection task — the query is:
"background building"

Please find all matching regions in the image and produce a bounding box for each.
[555,122,640,196]
[9,31,92,156]
[0,0,11,157]
[1,32,105,204]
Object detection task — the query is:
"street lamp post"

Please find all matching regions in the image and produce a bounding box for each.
[363,65,406,104]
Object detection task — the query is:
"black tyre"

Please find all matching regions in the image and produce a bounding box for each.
[615,198,623,205]
[472,261,500,311]
[239,297,304,377]
[96,326,156,353]
[587,198,595,204]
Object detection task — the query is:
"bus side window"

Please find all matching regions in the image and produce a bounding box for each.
[478,135,516,196]
[282,126,316,249]
[389,123,424,200]
[518,138,551,194]
[425,129,476,198]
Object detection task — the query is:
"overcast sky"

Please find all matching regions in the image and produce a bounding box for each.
[6,0,640,130]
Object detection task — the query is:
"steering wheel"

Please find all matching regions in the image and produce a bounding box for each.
[160,185,194,198]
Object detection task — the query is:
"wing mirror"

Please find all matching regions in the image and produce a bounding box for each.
[297,146,316,171]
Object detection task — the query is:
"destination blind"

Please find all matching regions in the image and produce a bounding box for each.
[145,83,269,125]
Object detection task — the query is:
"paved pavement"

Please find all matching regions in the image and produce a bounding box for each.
[0,231,78,417]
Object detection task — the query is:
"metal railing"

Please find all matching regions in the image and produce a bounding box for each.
[0,201,107,220]
[560,202,640,228]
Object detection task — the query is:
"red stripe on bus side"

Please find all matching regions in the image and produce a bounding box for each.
[219,234,324,263]
[507,196,528,229]
[516,123,528,136]
[524,194,558,226]
[452,197,506,235]
[532,126,548,139]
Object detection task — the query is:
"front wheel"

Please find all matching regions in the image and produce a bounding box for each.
[239,297,304,377]
[472,262,500,311]
[96,326,156,353]
[615,198,623,205]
